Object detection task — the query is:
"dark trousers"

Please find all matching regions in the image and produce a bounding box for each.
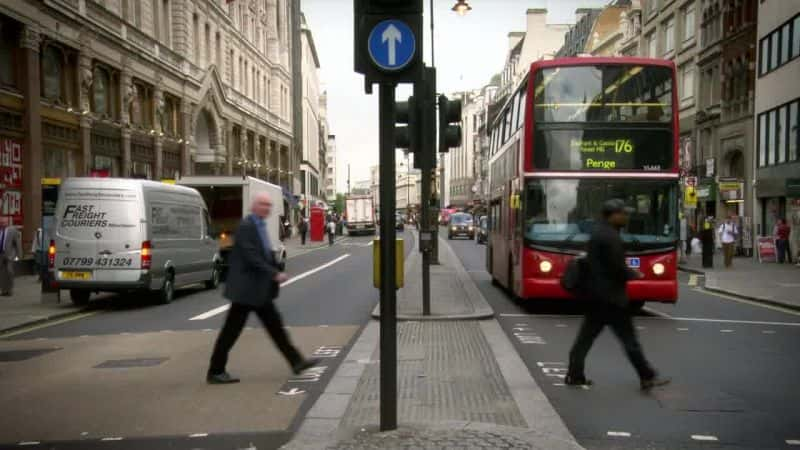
[776,239,791,263]
[568,303,656,381]
[209,302,302,375]
[300,231,306,245]
[328,232,334,246]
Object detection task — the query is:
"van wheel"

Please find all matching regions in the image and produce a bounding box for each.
[157,274,175,304]
[70,289,91,306]
[205,264,220,290]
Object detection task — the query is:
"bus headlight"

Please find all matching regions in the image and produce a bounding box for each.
[451,226,457,231]
[539,260,553,273]
[652,263,665,276]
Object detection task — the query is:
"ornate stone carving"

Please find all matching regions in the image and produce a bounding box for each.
[80,65,93,112]
[20,26,41,52]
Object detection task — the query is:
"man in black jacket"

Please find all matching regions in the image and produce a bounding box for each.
[565,199,670,391]
[207,192,318,384]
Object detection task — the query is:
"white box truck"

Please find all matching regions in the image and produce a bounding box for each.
[345,195,376,236]
[177,176,287,268]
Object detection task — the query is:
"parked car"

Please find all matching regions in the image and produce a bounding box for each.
[447,213,475,239]
[476,216,488,244]
[52,178,221,306]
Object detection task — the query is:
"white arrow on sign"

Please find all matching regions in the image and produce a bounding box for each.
[278,388,305,396]
[382,24,402,66]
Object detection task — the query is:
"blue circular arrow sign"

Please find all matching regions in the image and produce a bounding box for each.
[368,19,416,71]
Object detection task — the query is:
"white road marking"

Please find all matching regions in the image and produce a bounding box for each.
[720,329,734,333]
[189,433,208,438]
[555,324,568,328]
[695,287,800,316]
[636,326,646,330]
[786,439,800,445]
[607,431,631,437]
[643,307,673,319]
[691,435,718,441]
[536,362,565,367]
[35,337,47,341]
[501,312,800,327]
[189,254,351,320]
[677,328,689,331]
[688,274,698,286]
[101,437,124,441]
[17,442,40,446]
[762,330,776,334]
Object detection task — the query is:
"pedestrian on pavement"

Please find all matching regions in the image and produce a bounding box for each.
[718,215,738,268]
[31,227,45,281]
[0,217,22,296]
[207,192,319,384]
[565,199,670,391]
[327,219,336,246]
[775,219,792,264]
[298,217,308,246]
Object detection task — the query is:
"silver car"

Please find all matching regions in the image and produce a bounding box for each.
[53,178,221,305]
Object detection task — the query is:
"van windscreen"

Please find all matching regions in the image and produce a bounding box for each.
[57,189,141,241]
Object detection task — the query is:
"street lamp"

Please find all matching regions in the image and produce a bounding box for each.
[451,0,472,16]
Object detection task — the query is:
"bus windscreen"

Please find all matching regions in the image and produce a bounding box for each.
[532,65,674,171]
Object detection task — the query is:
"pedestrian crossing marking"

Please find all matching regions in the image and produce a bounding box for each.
[688,274,698,286]
[691,435,718,441]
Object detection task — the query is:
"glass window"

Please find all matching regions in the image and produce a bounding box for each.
[92,67,109,116]
[768,109,777,165]
[771,32,779,70]
[518,89,527,129]
[777,105,787,163]
[42,46,63,101]
[648,32,657,57]
[533,65,673,123]
[790,102,798,162]
[523,179,677,249]
[759,113,767,167]
[760,37,769,75]
[683,6,695,41]
[664,17,675,53]
[794,16,800,58]
[781,23,791,65]
[681,66,694,102]
[510,92,520,135]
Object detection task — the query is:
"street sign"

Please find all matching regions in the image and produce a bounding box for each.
[368,20,416,71]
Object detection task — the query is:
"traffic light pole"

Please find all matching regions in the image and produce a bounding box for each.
[378,82,397,431]
[415,68,433,316]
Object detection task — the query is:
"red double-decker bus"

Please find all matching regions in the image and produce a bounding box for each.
[486,57,679,308]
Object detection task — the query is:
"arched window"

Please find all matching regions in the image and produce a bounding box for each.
[42,45,63,101]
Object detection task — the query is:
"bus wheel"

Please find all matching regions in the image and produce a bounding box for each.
[629,302,646,314]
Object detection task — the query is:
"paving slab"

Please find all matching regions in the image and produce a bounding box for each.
[0,275,85,334]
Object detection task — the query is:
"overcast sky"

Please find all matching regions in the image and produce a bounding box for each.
[302,0,609,192]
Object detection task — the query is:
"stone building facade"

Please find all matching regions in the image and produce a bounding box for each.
[0,0,301,253]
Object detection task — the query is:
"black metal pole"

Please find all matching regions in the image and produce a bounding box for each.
[416,72,432,316]
[378,82,397,431]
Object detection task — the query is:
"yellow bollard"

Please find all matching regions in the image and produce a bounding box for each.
[373,238,404,289]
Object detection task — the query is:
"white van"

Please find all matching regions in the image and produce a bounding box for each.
[52,178,221,305]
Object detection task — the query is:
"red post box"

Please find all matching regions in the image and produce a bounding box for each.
[310,206,325,242]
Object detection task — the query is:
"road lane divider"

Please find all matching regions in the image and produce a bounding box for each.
[189,254,351,321]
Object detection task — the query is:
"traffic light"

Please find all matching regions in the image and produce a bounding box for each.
[438,95,462,152]
[395,96,418,151]
[354,0,424,89]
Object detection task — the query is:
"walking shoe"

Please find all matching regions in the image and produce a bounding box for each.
[292,358,321,375]
[640,375,671,391]
[206,372,241,384]
[564,375,593,387]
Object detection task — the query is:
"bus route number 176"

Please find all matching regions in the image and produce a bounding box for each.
[614,139,633,153]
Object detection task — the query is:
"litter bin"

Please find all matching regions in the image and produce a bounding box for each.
[701,221,714,268]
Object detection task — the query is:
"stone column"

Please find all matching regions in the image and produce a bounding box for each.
[78,44,93,176]
[121,128,131,177]
[225,121,234,175]
[180,99,192,176]
[80,115,92,175]
[153,83,164,179]
[241,130,250,177]
[20,25,42,250]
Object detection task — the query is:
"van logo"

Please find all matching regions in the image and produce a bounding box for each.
[94,232,102,239]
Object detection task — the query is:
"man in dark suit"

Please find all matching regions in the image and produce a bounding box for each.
[207,192,319,384]
[565,199,670,391]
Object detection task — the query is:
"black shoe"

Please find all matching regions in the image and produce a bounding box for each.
[564,375,593,387]
[641,375,671,391]
[206,372,240,384]
[292,358,321,375]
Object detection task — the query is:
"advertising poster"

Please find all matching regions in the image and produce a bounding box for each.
[0,138,23,225]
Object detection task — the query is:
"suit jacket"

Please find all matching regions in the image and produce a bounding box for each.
[585,221,637,308]
[0,226,22,261]
[223,216,280,307]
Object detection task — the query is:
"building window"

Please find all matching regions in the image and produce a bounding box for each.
[216,32,221,68]
[683,5,695,41]
[758,112,767,167]
[0,19,19,89]
[163,94,181,137]
[760,37,769,75]
[664,17,675,53]
[681,65,695,105]
[647,32,657,57]
[161,0,171,46]
[794,16,800,59]
[205,23,211,66]
[781,23,790,65]
[768,109,777,165]
[130,80,154,128]
[41,45,63,101]
[777,105,787,163]
[193,14,200,64]
[91,64,119,119]
[790,101,799,162]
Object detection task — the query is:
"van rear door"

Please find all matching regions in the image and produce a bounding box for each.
[56,187,143,280]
